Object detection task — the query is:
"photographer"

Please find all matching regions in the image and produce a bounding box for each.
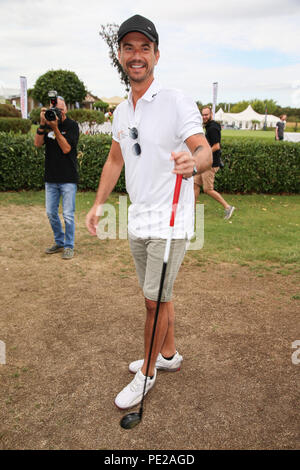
[34,94,79,259]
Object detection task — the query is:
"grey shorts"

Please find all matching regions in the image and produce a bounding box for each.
[129,235,187,302]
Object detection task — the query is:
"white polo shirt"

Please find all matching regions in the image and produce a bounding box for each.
[112,79,204,239]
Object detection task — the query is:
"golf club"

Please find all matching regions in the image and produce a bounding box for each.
[120,174,183,429]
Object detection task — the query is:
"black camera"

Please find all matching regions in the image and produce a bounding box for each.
[44,90,62,122]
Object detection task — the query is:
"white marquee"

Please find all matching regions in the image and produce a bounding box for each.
[215,105,280,129]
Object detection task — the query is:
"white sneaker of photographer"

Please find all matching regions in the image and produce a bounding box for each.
[129,351,183,374]
[115,369,157,410]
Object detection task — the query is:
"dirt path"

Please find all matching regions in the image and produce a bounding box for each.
[0,205,299,449]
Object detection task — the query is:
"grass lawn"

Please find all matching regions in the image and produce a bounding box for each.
[1,191,299,273]
[222,129,275,139]
[190,193,300,272]
[1,190,299,450]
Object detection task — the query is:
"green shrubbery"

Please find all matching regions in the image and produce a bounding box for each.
[29,107,42,124]
[30,107,105,128]
[67,108,105,124]
[0,133,125,192]
[93,100,109,112]
[216,138,300,194]
[77,135,125,192]
[67,109,105,134]
[0,104,21,118]
[0,133,299,193]
[0,103,31,134]
[285,126,300,133]
[0,118,32,134]
[0,132,45,190]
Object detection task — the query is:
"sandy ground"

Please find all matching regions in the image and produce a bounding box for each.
[0,205,299,450]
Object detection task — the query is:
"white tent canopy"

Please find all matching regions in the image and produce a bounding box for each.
[215,105,280,129]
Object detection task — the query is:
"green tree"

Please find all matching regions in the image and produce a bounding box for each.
[32,69,87,106]
[230,101,250,113]
[261,99,277,115]
[99,23,130,91]
[250,99,277,115]
[250,99,265,114]
[93,100,109,112]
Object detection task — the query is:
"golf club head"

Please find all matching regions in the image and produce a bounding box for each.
[120,412,141,429]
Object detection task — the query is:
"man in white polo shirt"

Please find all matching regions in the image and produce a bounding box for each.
[86,14,212,409]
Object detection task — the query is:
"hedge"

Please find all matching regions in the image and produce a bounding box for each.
[0,104,21,118]
[216,137,300,194]
[29,107,42,124]
[0,118,32,134]
[77,134,125,192]
[29,108,105,128]
[0,132,45,190]
[66,109,105,125]
[0,132,299,193]
[0,133,125,192]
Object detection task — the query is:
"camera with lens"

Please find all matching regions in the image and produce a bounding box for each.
[44,90,62,122]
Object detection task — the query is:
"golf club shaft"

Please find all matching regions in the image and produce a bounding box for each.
[139,175,183,417]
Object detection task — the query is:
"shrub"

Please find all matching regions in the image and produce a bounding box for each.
[0,132,44,190]
[67,108,104,124]
[0,134,299,193]
[93,100,109,112]
[67,109,105,135]
[0,118,31,134]
[215,138,300,194]
[30,107,106,129]
[0,133,124,192]
[77,134,125,192]
[30,107,42,124]
[285,126,300,133]
[0,104,21,118]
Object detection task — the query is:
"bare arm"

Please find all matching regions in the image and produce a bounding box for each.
[171,133,212,178]
[86,139,124,236]
[211,142,220,153]
[34,132,45,148]
[34,107,71,153]
[34,107,47,148]
[52,125,71,154]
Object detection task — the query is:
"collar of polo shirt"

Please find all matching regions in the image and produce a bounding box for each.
[128,79,161,106]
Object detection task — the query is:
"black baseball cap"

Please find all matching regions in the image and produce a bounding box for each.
[118,14,159,45]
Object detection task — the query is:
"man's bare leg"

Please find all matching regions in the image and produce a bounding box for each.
[141,299,173,377]
[205,189,229,209]
[160,301,176,358]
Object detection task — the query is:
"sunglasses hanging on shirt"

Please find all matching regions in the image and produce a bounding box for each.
[129,127,141,156]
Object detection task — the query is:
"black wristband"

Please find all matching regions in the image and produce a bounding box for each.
[39,124,46,129]
[36,129,45,135]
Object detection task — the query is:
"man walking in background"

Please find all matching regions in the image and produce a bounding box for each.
[194,106,235,220]
[275,114,287,141]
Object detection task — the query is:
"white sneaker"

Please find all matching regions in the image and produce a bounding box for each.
[114,368,157,410]
[129,352,183,374]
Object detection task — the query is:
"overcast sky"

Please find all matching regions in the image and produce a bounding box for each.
[1,0,300,107]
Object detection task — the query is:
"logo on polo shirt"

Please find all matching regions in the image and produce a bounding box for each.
[48,131,56,140]
[118,130,127,141]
